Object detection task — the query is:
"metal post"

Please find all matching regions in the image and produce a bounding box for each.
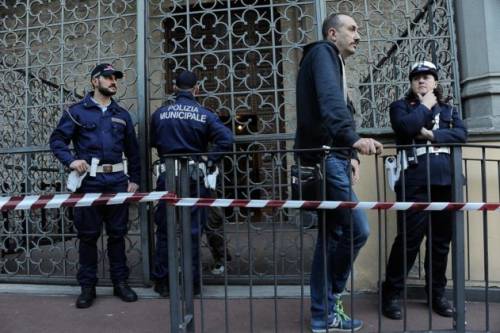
[165,158,182,333]
[136,0,152,285]
[451,146,465,333]
[179,158,194,332]
[316,0,327,39]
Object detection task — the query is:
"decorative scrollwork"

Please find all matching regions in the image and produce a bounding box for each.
[1,0,141,283]
[1,0,460,282]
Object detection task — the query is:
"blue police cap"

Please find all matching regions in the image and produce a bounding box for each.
[176,70,198,89]
[409,61,438,80]
[91,63,123,79]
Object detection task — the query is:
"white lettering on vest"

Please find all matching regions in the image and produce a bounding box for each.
[159,104,207,123]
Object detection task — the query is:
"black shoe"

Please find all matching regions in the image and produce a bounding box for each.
[113,282,138,302]
[76,286,96,309]
[382,294,402,320]
[193,281,201,296]
[432,296,453,317]
[153,279,169,298]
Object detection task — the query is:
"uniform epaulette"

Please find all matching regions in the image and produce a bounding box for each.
[114,103,128,113]
[68,100,83,110]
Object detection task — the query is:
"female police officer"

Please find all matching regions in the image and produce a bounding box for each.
[381,61,467,319]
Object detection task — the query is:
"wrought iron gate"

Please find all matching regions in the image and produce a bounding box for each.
[0,0,462,285]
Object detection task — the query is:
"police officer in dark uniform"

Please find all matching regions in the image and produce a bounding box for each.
[382,61,467,319]
[150,70,233,297]
[50,63,141,308]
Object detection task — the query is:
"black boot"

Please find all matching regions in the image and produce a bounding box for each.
[153,279,170,298]
[382,295,402,320]
[432,295,453,317]
[113,281,138,302]
[193,280,201,296]
[76,286,96,309]
[382,284,402,320]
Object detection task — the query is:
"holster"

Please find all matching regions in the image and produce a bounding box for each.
[291,164,323,201]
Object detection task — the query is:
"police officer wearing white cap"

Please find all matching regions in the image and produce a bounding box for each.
[381,61,467,319]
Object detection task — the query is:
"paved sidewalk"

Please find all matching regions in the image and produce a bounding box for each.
[1,284,499,333]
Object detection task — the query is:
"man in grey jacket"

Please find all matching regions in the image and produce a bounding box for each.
[294,14,383,332]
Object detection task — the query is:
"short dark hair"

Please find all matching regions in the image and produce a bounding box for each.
[322,13,348,39]
[175,70,198,90]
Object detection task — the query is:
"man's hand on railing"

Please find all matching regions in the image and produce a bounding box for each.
[353,138,383,155]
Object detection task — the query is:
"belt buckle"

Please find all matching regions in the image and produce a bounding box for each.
[102,164,113,173]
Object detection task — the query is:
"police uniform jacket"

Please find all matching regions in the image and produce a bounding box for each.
[49,93,141,184]
[150,91,234,160]
[389,98,467,187]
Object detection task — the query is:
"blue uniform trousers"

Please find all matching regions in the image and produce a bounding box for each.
[74,173,130,287]
[383,185,453,298]
[152,174,208,283]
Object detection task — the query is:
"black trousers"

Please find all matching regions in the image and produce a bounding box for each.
[383,185,452,299]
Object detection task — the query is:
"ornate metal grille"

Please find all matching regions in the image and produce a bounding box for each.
[324,0,460,132]
[147,0,320,281]
[1,0,461,284]
[0,0,143,284]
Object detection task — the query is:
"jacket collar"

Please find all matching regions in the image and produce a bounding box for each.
[303,40,340,56]
[82,92,120,114]
[175,90,196,101]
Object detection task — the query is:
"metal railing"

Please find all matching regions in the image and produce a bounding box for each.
[2,144,499,331]
[0,149,146,284]
[157,144,499,333]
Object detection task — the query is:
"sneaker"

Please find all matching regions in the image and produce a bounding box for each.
[210,261,225,275]
[332,298,363,331]
[311,319,334,333]
[311,298,363,332]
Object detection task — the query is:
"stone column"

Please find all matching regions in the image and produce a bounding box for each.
[455,0,500,132]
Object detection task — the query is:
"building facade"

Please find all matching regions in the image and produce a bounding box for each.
[1,0,499,289]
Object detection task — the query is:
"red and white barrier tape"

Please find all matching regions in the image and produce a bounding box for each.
[0,192,499,212]
[0,192,175,212]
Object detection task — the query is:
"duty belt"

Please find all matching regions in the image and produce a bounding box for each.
[415,147,450,156]
[96,162,125,173]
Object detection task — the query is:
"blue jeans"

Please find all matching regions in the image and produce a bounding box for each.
[310,155,370,323]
